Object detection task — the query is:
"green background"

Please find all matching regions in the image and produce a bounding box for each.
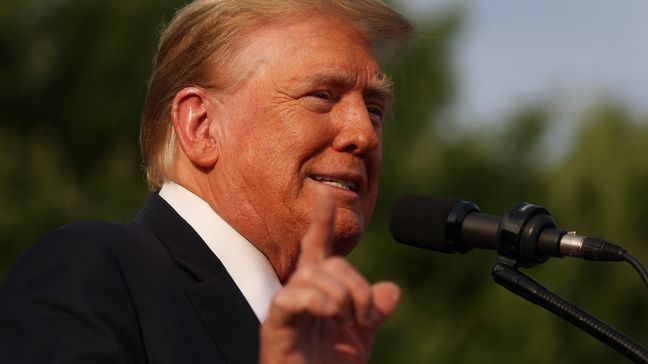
[1,1,646,363]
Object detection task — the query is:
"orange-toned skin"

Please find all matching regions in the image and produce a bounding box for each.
[171,13,399,363]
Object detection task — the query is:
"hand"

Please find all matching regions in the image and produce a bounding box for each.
[259,189,400,364]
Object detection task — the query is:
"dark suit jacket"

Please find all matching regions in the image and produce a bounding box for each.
[0,194,260,363]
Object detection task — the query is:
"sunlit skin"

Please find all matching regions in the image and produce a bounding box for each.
[172,13,392,281]
[170,12,401,363]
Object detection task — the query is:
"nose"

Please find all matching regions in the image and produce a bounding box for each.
[331,96,380,157]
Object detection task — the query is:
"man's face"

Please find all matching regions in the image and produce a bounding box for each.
[208,14,390,277]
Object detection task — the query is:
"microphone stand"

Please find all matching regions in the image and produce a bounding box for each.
[491,255,648,363]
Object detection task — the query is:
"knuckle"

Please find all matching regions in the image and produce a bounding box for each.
[271,287,321,313]
[302,290,320,308]
[328,282,349,306]
[291,265,318,283]
[323,256,349,272]
[270,289,292,307]
[269,293,289,312]
[355,284,372,305]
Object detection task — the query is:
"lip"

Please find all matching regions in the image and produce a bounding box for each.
[307,172,365,194]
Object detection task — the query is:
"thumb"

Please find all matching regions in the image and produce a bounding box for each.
[367,281,400,328]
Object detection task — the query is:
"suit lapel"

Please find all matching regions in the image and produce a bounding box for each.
[135,194,260,363]
[186,273,260,363]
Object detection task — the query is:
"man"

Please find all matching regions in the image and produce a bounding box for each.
[0,0,413,362]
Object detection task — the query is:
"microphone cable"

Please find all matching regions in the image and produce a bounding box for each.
[623,251,648,289]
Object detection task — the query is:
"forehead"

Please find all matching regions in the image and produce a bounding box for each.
[227,13,387,91]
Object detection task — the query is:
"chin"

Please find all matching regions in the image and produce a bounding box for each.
[332,236,361,256]
[332,226,364,256]
[332,214,365,256]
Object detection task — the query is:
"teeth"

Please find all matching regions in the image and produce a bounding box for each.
[312,176,357,191]
[322,180,351,191]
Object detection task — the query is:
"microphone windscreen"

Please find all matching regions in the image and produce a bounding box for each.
[389,194,461,252]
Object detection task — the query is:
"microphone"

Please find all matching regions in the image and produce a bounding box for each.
[390,194,626,267]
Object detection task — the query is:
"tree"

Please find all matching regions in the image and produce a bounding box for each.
[1,1,645,363]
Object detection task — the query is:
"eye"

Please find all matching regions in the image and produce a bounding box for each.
[302,91,335,113]
[367,106,383,118]
[309,91,333,101]
[367,105,385,125]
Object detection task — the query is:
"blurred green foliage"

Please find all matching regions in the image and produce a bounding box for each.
[1,1,646,363]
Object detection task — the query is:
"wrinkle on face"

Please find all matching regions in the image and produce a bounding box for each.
[201,12,387,280]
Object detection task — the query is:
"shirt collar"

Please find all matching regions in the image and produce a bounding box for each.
[159,181,281,322]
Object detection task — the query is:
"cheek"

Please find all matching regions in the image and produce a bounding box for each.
[263,113,333,174]
[367,145,382,188]
[240,126,330,200]
[363,149,382,215]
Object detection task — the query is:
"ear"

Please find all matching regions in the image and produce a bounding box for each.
[171,87,220,168]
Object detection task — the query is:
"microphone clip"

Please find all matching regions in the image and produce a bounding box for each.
[496,202,559,268]
[448,201,565,268]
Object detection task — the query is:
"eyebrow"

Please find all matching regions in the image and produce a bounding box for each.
[366,72,394,105]
[295,71,394,104]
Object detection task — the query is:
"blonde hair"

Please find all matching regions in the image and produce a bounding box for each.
[140,0,413,191]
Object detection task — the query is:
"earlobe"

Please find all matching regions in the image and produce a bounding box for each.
[171,87,219,168]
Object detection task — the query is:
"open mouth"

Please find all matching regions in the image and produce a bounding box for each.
[309,175,358,192]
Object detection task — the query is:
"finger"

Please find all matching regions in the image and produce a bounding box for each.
[366,281,400,329]
[289,263,354,323]
[265,285,337,326]
[298,188,336,267]
[322,257,373,326]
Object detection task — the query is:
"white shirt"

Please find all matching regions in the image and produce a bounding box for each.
[159,181,281,322]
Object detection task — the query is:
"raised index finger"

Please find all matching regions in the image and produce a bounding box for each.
[298,188,336,267]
